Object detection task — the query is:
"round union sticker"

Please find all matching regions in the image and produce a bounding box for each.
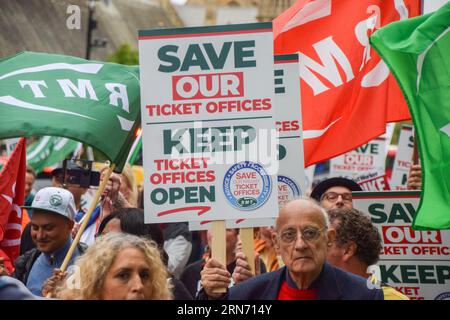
[277,175,301,207]
[435,292,450,300]
[223,161,271,211]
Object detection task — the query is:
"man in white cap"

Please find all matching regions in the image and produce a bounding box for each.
[13,187,87,296]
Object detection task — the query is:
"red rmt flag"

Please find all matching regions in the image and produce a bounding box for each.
[273,0,421,166]
[0,138,26,273]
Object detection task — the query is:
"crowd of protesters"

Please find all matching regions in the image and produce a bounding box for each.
[0,161,423,300]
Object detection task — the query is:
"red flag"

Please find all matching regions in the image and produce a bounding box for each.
[0,138,26,273]
[274,0,421,166]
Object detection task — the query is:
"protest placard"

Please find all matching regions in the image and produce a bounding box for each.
[189,218,275,231]
[330,136,388,191]
[188,54,304,232]
[390,125,414,190]
[358,174,391,192]
[353,191,450,300]
[385,123,395,153]
[274,54,306,207]
[305,165,315,191]
[139,23,278,224]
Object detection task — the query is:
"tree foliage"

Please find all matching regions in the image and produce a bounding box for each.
[107,43,138,65]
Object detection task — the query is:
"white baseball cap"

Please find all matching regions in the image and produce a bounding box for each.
[25,187,76,221]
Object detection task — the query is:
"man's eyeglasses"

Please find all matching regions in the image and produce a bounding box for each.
[279,227,327,244]
[320,192,352,203]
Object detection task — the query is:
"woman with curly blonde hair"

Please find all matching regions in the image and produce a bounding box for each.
[53,233,172,300]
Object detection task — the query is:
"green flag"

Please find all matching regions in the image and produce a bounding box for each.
[0,52,141,172]
[26,136,80,173]
[370,3,450,230]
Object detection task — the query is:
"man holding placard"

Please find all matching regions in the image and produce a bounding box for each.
[199,198,384,300]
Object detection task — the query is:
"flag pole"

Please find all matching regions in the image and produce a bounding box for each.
[60,162,116,272]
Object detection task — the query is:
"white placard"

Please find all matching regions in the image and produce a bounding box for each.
[353,191,450,300]
[274,54,306,207]
[188,54,306,231]
[305,165,315,191]
[189,218,275,231]
[390,125,414,191]
[385,123,395,154]
[423,0,448,14]
[330,136,387,190]
[139,23,278,223]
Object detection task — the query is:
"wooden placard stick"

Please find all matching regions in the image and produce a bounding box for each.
[46,163,115,298]
[60,163,116,272]
[239,227,255,275]
[211,220,226,293]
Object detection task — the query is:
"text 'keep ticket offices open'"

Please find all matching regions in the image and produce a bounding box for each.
[139,23,279,224]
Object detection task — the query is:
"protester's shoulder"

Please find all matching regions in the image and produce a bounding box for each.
[243,268,283,284]
[382,285,409,300]
[170,277,194,300]
[371,274,408,300]
[14,248,40,267]
[163,222,191,241]
[180,259,204,282]
[331,266,384,300]
[0,276,41,300]
[230,268,284,297]
[12,248,41,281]
[181,259,205,274]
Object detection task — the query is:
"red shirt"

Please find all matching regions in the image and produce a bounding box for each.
[277,281,317,300]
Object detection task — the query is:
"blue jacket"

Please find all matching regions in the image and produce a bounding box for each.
[226,263,384,300]
[0,276,41,300]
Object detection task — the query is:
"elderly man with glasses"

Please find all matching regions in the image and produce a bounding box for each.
[198,198,384,300]
[310,177,362,210]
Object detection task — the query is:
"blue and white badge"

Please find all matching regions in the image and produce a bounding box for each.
[435,292,450,300]
[223,161,271,211]
[277,175,301,206]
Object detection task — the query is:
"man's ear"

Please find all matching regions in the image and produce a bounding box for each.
[342,241,357,262]
[68,220,75,230]
[326,228,336,246]
[272,232,280,253]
